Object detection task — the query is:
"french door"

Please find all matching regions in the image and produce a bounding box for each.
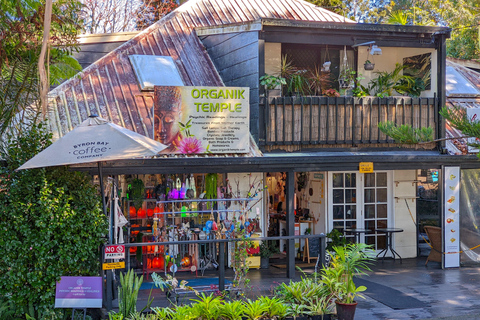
[328,171,392,251]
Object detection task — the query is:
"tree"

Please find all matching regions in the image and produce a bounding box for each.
[0,122,108,317]
[0,0,82,135]
[134,0,179,30]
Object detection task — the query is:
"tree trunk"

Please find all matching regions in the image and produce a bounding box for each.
[38,0,53,120]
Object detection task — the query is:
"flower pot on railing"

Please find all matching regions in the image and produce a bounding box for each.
[364,62,375,70]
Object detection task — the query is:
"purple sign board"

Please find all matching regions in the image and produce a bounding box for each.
[55,276,102,308]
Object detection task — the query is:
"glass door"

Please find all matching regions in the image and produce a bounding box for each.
[328,171,391,249]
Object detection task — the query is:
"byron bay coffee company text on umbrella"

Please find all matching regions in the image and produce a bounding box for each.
[72,141,111,160]
[154,86,250,154]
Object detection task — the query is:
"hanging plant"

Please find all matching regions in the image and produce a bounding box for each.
[205,173,217,208]
[130,178,145,209]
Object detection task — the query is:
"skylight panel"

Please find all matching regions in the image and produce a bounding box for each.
[129,55,184,90]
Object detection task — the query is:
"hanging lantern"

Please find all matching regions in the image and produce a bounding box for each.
[129,206,136,218]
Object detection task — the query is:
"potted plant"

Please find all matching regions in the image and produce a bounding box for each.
[260,74,286,97]
[320,243,374,320]
[259,240,278,269]
[338,67,356,90]
[305,295,335,320]
[363,60,375,70]
[285,304,309,320]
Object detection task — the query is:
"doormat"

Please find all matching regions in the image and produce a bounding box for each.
[140,278,231,290]
[354,277,427,310]
[272,263,317,269]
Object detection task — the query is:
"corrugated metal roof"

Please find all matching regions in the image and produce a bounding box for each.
[47,0,352,144]
[445,59,480,155]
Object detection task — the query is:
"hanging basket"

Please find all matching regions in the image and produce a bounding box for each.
[364,62,375,70]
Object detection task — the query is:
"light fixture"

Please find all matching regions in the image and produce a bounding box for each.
[370,45,382,55]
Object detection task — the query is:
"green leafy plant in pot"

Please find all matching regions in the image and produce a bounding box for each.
[320,243,374,320]
[259,240,278,269]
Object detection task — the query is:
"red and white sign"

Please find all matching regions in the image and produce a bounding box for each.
[105,245,125,259]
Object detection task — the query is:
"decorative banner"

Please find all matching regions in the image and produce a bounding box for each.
[55,276,102,308]
[105,244,125,259]
[466,108,480,153]
[154,86,250,154]
[444,166,460,268]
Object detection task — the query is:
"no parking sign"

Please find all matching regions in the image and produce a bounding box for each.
[104,245,125,259]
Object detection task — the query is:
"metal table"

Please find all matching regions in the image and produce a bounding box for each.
[375,228,404,262]
[344,228,371,243]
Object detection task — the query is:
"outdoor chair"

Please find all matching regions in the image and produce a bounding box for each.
[424,226,442,266]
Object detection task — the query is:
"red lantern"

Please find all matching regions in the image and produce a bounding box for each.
[147,258,152,268]
[152,256,164,269]
[147,208,154,217]
[129,207,136,218]
[137,209,146,219]
[130,247,137,254]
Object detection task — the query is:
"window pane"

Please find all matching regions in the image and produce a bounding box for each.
[365,204,376,219]
[333,222,344,230]
[333,189,344,203]
[345,173,356,188]
[365,235,376,246]
[377,204,387,218]
[346,221,356,229]
[345,189,356,203]
[333,173,343,188]
[377,173,387,187]
[333,206,344,220]
[345,205,356,219]
[365,173,375,187]
[365,220,376,231]
[377,188,387,202]
[377,220,388,229]
[364,188,375,203]
[377,235,386,249]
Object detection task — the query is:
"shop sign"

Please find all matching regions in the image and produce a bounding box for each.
[102,262,125,270]
[444,166,460,268]
[467,108,480,153]
[105,244,125,259]
[55,276,102,308]
[359,162,374,173]
[154,86,250,154]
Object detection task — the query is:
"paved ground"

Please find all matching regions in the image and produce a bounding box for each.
[129,256,480,320]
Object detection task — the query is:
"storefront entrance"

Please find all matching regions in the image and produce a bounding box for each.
[328,171,392,251]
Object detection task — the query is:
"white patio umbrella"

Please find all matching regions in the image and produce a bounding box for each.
[16,115,167,242]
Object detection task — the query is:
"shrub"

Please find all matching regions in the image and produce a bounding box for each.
[0,122,108,315]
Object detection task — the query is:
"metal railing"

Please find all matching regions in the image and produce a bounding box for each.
[260,95,439,147]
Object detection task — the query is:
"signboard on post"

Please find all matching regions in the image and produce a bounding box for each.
[444,166,460,268]
[105,244,125,259]
[55,276,102,308]
[154,86,250,154]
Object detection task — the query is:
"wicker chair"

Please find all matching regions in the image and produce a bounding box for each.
[424,226,442,266]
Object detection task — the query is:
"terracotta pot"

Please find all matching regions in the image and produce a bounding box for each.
[335,301,357,320]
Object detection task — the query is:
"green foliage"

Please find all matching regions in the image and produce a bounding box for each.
[257,296,287,319]
[0,122,107,316]
[440,106,480,156]
[129,178,145,209]
[117,269,153,318]
[259,240,278,258]
[190,293,222,320]
[259,74,286,90]
[0,0,82,135]
[378,121,434,144]
[218,300,246,320]
[320,243,374,304]
[243,299,268,320]
[326,229,348,251]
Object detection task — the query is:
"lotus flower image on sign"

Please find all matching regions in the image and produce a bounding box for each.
[154,86,250,154]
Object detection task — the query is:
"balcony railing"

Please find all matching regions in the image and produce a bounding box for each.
[260,95,439,150]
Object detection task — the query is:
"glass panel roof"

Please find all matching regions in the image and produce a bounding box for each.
[446,66,480,95]
[129,55,184,90]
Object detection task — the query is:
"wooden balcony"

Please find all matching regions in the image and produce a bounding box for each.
[259,96,439,152]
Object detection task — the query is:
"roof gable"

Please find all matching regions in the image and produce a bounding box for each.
[47,0,353,140]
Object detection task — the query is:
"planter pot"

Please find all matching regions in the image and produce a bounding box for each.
[260,256,270,269]
[267,89,282,97]
[310,315,332,320]
[335,301,357,320]
[364,63,375,70]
